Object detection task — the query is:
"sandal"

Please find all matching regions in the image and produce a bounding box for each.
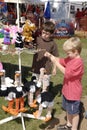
[57,124,72,130]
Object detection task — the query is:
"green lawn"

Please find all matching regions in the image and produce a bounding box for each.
[0,38,87,130]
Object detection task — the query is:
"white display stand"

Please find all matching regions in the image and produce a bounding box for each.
[0,112,45,130]
[0,48,45,130]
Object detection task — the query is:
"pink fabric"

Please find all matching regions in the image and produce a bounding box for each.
[9,25,22,44]
[59,57,84,100]
[0,62,3,70]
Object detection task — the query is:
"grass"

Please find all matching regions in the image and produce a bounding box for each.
[0,37,87,130]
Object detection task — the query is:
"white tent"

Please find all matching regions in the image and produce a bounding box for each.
[3,0,87,22]
[42,0,87,21]
[69,0,87,2]
[4,0,44,4]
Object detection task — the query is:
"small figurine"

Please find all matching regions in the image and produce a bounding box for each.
[9,25,22,44]
[0,28,10,44]
[31,67,54,122]
[0,70,15,114]
[15,31,24,49]
[3,28,10,45]
[2,70,27,116]
[0,69,8,97]
[22,19,37,49]
[25,67,49,108]
[24,76,41,108]
[33,90,54,122]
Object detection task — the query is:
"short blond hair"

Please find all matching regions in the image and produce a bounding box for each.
[63,37,82,54]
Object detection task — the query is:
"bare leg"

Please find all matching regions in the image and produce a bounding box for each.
[37,68,46,88]
[33,104,43,118]
[72,114,79,130]
[19,97,27,112]
[39,68,46,82]
[42,75,50,92]
[44,102,53,122]
[67,112,72,127]
[38,104,43,117]
[46,107,52,118]
[28,92,37,108]
[28,92,33,105]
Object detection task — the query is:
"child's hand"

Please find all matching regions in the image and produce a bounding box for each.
[44,52,51,58]
[44,52,55,62]
[52,69,56,76]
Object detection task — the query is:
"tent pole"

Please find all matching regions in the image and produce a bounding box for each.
[68,2,71,19]
[17,0,20,29]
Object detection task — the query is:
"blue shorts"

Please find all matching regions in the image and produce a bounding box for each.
[62,95,80,114]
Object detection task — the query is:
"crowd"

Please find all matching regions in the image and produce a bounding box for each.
[6,3,44,28]
[75,7,87,30]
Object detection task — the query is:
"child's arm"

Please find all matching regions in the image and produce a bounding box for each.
[44,52,65,74]
[52,63,57,75]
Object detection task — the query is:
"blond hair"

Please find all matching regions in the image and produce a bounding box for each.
[63,37,82,54]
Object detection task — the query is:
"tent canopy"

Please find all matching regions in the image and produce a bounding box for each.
[3,0,87,23]
[4,0,87,4]
[4,0,44,4]
[3,0,44,28]
[69,0,87,2]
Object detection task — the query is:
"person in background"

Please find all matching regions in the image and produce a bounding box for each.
[75,8,82,30]
[44,37,84,130]
[84,7,87,16]
[31,21,59,92]
[80,8,85,17]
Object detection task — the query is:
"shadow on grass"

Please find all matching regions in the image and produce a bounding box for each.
[1,65,63,129]
[39,117,59,130]
[38,82,63,129]
[78,101,85,130]
[2,62,32,83]
[63,101,85,130]
[55,101,85,130]
[49,82,62,98]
